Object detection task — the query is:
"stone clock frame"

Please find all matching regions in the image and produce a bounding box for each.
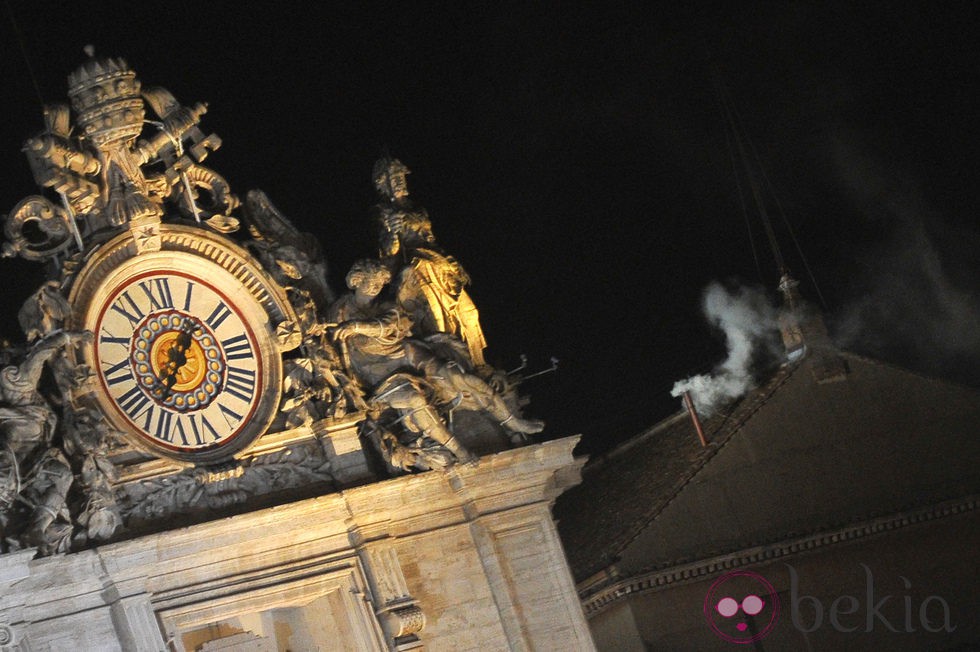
[67,223,299,465]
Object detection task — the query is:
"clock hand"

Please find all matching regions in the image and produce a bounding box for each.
[153,317,200,399]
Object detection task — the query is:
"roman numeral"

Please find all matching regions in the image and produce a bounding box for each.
[202,416,220,443]
[141,405,155,432]
[182,281,195,312]
[138,277,175,311]
[103,358,133,386]
[110,291,145,328]
[172,417,190,446]
[224,365,256,402]
[188,414,222,445]
[99,328,129,347]
[205,302,233,330]
[153,410,175,442]
[118,385,151,418]
[221,333,252,360]
[218,402,243,428]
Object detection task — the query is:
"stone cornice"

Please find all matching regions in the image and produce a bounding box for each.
[0,436,590,651]
[580,493,979,618]
[2,437,584,608]
[344,436,584,539]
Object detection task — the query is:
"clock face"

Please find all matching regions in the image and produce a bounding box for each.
[69,226,295,464]
[94,269,263,457]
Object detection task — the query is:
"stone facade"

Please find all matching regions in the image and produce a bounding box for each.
[0,436,593,651]
[0,55,594,651]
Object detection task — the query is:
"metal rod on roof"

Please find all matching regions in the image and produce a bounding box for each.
[683,391,708,447]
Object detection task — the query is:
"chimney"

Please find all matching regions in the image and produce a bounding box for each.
[683,391,708,447]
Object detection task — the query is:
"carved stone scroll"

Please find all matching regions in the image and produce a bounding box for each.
[3,196,74,261]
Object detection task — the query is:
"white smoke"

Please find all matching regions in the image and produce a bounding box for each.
[671,282,780,415]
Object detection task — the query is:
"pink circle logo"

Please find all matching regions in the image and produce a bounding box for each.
[704,570,780,644]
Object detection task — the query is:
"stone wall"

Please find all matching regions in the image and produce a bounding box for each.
[0,437,594,652]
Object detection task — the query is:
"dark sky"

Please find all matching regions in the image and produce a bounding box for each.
[1,3,978,455]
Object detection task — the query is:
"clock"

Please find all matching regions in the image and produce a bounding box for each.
[68,224,298,463]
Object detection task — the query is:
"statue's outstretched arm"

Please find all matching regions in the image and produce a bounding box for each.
[332,309,411,343]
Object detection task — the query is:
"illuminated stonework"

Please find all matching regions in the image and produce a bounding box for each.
[0,55,592,650]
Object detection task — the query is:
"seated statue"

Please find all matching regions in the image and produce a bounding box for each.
[328,259,542,467]
[372,157,488,368]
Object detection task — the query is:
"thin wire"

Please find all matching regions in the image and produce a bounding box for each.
[722,102,764,284]
[3,0,45,109]
[723,84,828,308]
[724,89,786,274]
[753,154,830,310]
[709,65,770,283]
[711,62,831,314]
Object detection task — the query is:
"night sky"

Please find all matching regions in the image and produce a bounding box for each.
[1,4,977,455]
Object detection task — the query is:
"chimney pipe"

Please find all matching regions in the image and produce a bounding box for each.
[683,391,708,447]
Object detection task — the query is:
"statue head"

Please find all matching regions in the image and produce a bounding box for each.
[68,55,144,148]
[373,157,410,201]
[345,259,391,296]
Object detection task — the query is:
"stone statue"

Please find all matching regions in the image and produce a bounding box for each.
[17,282,88,401]
[241,190,366,425]
[19,284,121,543]
[281,339,366,426]
[244,189,334,308]
[5,54,235,261]
[61,408,123,544]
[0,330,91,553]
[329,259,543,468]
[372,157,488,368]
[17,281,71,344]
[0,331,88,455]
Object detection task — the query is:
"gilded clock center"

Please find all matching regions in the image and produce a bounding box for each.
[130,311,226,412]
[150,330,207,391]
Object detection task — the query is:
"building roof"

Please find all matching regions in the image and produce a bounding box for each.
[555,351,980,583]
